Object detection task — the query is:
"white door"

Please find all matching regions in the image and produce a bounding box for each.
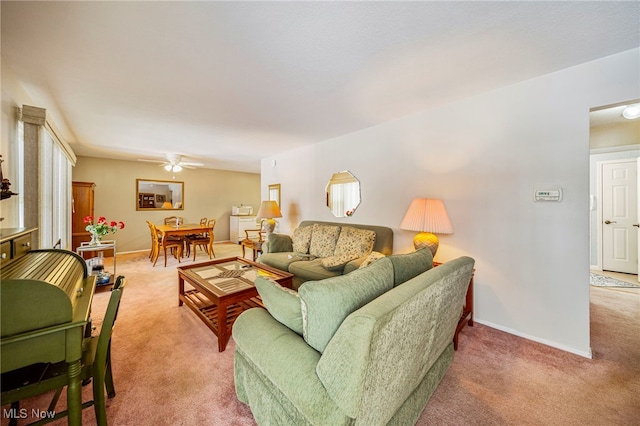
[601,160,638,274]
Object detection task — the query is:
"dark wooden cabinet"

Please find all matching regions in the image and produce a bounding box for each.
[138,192,155,209]
[72,181,95,251]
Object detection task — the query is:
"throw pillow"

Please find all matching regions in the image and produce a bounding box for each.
[334,226,376,258]
[321,253,360,271]
[358,251,386,269]
[387,248,434,287]
[309,224,341,258]
[254,277,303,335]
[291,226,313,254]
[299,257,394,353]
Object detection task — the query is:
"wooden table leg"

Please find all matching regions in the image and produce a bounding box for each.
[178,276,184,306]
[217,302,229,352]
[454,274,474,350]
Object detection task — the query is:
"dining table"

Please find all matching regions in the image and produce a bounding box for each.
[155,223,212,258]
[155,223,210,238]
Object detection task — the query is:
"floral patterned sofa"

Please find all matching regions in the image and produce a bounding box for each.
[258,221,393,290]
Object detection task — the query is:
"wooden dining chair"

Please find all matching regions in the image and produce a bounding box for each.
[186,219,216,261]
[146,220,159,262]
[163,216,184,226]
[163,216,186,254]
[1,277,126,426]
[150,222,182,267]
[241,220,266,261]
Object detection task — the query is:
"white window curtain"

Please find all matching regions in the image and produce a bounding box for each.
[39,126,72,249]
[329,182,359,217]
[17,120,25,226]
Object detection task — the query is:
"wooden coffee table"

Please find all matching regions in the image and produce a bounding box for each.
[177,256,293,351]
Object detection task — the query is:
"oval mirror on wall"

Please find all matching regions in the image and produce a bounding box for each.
[325,171,361,218]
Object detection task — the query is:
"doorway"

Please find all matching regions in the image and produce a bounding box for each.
[589,100,640,281]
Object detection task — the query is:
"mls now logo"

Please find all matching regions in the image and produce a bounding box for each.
[3,407,56,420]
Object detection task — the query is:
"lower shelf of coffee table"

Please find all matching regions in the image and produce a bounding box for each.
[181,289,263,342]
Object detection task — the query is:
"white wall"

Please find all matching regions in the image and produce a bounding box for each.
[1,63,32,228]
[73,156,261,253]
[261,48,640,357]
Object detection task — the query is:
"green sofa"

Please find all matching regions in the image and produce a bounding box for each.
[234,249,475,425]
[258,220,394,290]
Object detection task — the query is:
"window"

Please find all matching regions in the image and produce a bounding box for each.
[38,126,72,249]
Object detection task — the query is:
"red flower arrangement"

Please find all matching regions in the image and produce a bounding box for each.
[84,215,125,238]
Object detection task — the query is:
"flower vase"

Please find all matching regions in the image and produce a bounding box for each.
[89,232,102,246]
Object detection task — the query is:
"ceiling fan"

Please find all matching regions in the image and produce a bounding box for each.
[137,153,204,172]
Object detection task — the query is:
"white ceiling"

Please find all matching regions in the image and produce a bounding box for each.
[2,1,639,173]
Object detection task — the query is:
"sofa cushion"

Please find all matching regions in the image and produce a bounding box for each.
[291,226,313,254]
[265,233,293,253]
[298,257,394,353]
[343,256,368,275]
[289,258,342,282]
[309,224,341,258]
[334,226,376,258]
[386,248,434,286]
[359,251,386,269]
[254,277,303,335]
[258,252,309,272]
[321,253,361,271]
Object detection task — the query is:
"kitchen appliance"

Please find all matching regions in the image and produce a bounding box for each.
[232,206,253,216]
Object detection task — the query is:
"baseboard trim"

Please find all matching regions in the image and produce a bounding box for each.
[474,319,593,359]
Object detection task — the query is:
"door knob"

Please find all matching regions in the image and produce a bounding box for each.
[604,220,617,224]
[634,224,640,228]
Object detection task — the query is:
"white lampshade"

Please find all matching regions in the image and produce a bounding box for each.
[400,198,453,234]
[256,200,282,220]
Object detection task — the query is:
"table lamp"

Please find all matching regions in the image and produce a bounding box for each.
[400,198,453,256]
[161,201,172,209]
[256,200,283,236]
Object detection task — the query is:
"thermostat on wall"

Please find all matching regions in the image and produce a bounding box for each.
[534,189,563,202]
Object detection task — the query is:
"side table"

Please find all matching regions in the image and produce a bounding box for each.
[76,240,117,287]
[454,272,473,350]
[434,261,474,350]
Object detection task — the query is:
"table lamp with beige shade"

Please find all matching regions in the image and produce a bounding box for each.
[256,200,282,237]
[400,198,453,256]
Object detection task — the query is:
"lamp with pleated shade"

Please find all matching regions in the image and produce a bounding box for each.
[400,198,453,256]
[256,200,282,236]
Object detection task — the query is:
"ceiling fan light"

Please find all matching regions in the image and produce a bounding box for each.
[164,164,172,171]
[622,104,640,120]
[172,165,183,172]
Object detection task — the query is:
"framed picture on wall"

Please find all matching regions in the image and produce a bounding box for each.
[155,194,166,203]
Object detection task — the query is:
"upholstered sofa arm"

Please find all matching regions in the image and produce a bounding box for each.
[317,256,475,424]
[263,233,293,253]
[233,308,351,425]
